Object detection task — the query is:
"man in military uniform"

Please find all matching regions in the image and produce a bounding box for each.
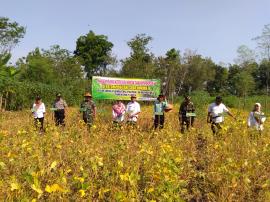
[53,93,68,126]
[80,92,96,129]
[179,96,195,133]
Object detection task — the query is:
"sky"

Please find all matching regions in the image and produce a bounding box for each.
[1,0,270,65]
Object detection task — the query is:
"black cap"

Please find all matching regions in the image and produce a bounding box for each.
[56,93,61,97]
[216,96,222,100]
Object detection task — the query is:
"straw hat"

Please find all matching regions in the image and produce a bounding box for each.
[84,92,92,97]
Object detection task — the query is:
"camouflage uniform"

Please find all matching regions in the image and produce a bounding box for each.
[179,101,195,133]
[81,100,96,127]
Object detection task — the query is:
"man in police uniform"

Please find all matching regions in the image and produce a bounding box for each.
[80,92,96,129]
[179,96,195,133]
[53,93,68,126]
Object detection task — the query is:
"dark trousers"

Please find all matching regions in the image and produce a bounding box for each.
[34,117,44,131]
[180,117,194,133]
[54,109,65,126]
[211,122,222,134]
[154,115,165,129]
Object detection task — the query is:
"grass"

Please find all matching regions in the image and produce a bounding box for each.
[0,105,270,201]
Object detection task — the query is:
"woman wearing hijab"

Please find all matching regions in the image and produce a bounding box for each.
[112,100,126,125]
[247,103,266,131]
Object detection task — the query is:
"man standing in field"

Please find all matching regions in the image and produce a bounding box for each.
[53,93,68,126]
[179,96,195,133]
[126,94,141,125]
[153,94,168,129]
[80,92,96,129]
[207,96,235,134]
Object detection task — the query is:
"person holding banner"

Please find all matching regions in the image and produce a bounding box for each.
[126,94,141,125]
[112,100,126,126]
[179,96,195,133]
[207,96,235,134]
[248,103,266,132]
[80,92,96,129]
[153,94,168,129]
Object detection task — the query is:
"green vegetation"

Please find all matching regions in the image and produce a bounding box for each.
[1,17,270,112]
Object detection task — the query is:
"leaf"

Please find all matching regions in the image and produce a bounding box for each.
[10,182,20,191]
[147,187,154,193]
[31,184,43,196]
[45,183,68,193]
[0,161,6,169]
[50,161,57,170]
[79,189,86,197]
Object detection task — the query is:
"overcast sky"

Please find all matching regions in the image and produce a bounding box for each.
[1,0,270,64]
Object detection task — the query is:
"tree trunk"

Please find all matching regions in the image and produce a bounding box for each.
[4,92,8,111]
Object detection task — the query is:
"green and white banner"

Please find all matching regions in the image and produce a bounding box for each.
[92,76,161,101]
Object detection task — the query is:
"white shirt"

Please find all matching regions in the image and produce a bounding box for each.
[32,103,46,118]
[126,101,141,122]
[248,111,265,131]
[208,103,229,123]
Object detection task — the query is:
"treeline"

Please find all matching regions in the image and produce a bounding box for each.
[0,17,270,110]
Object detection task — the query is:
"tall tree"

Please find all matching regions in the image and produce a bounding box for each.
[257,60,270,94]
[183,54,216,92]
[121,34,155,78]
[231,71,255,97]
[253,24,270,61]
[74,31,114,79]
[43,45,83,85]
[234,45,256,66]
[163,48,181,97]
[0,17,26,54]
[18,48,56,84]
[207,65,228,94]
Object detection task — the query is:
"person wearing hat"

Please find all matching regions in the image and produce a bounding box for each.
[32,96,46,133]
[179,95,195,133]
[80,92,96,129]
[153,94,168,129]
[207,96,235,134]
[126,94,141,125]
[248,103,266,132]
[52,93,68,126]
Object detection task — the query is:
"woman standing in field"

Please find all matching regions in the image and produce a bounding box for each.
[112,100,126,126]
[248,103,266,132]
[32,96,46,133]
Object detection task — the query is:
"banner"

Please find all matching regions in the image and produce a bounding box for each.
[92,76,161,101]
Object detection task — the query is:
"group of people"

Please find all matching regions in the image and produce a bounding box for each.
[31,93,266,134]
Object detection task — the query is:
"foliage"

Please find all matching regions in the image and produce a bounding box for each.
[253,24,270,61]
[121,34,155,78]
[74,31,114,79]
[0,17,26,54]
